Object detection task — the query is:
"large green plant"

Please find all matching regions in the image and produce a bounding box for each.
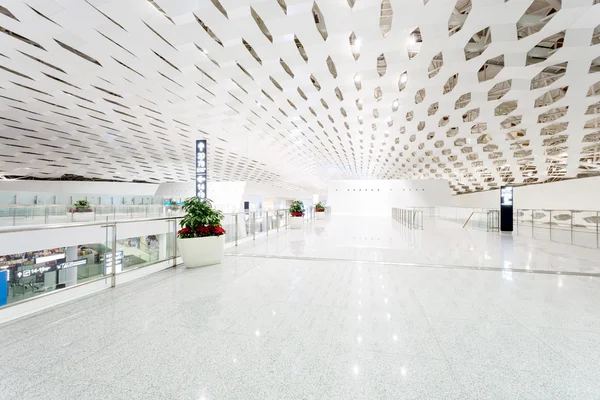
[179,197,223,230]
[315,202,325,212]
[289,200,304,216]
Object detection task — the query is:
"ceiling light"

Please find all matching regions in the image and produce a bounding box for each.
[392,99,399,108]
[354,74,361,84]
[407,35,416,46]
[400,73,408,83]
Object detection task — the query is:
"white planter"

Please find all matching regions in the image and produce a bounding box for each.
[289,216,304,229]
[67,212,95,222]
[178,235,224,268]
[316,212,325,220]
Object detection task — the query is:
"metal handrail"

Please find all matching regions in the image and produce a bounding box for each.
[0,206,328,315]
[391,207,423,229]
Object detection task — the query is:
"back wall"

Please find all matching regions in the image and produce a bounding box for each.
[327,180,453,216]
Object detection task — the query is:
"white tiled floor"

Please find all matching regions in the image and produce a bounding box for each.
[1,216,600,399]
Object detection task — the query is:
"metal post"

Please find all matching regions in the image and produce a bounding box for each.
[549,210,552,241]
[111,224,117,288]
[172,219,178,267]
[570,211,573,245]
[235,214,238,246]
[44,206,49,224]
[596,211,600,247]
[531,210,534,237]
[113,206,116,221]
[266,211,269,236]
[277,211,280,232]
[252,212,256,240]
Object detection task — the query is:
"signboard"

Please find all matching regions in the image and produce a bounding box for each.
[195,139,207,201]
[16,258,87,279]
[104,251,123,275]
[35,253,65,264]
[500,186,514,232]
[0,271,7,306]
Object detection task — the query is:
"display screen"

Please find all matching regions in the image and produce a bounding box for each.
[501,186,513,206]
[500,186,514,232]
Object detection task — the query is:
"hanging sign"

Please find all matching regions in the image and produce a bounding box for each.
[104,251,123,275]
[196,140,207,201]
[15,259,87,279]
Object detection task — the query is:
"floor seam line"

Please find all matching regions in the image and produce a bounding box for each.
[223,253,600,277]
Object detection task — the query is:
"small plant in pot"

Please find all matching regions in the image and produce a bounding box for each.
[289,200,304,229]
[315,202,326,220]
[177,197,226,268]
[70,200,92,213]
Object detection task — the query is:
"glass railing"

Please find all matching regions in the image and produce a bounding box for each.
[391,208,424,229]
[515,209,600,248]
[392,206,500,231]
[0,207,330,314]
[0,204,184,227]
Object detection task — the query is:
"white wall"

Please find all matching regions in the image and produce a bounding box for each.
[0,181,158,195]
[0,219,173,256]
[0,181,160,205]
[327,180,454,216]
[451,177,600,210]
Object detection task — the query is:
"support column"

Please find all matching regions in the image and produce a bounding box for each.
[158,233,168,261]
[65,246,78,287]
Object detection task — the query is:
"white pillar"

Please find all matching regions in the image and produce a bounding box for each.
[158,233,168,261]
[65,246,78,287]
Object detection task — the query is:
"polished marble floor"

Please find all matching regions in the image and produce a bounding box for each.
[230,216,600,274]
[1,216,600,399]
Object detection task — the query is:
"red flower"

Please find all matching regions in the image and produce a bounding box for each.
[291,212,304,217]
[179,225,225,238]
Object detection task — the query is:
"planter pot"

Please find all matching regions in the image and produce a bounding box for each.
[67,212,95,222]
[289,216,304,229]
[178,235,224,268]
[316,212,325,220]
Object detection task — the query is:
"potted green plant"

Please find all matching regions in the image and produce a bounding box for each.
[68,200,94,221]
[289,200,304,229]
[177,197,226,268]
[315,202,326,220]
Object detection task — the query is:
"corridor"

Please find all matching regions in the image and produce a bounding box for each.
[0,216,599,399]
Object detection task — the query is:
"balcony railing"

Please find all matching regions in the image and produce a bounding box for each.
[0,204,183,227]
[514,209,600,248]
[0,207,331,322]
[391,208,424,229]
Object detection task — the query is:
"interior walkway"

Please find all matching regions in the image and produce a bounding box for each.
[1,216,599,399]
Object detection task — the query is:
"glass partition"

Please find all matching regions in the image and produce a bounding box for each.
[0,209,303,311]
[0,235,111,305]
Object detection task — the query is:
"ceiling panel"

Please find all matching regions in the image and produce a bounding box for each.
[0,0,599,193]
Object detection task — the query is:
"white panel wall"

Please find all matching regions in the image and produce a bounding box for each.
[451,177,600,210]
[327,180,453,216]
[0,219,172,255]
[0,181,158,195]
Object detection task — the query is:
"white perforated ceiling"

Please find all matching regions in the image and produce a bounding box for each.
[0,0,599,193]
